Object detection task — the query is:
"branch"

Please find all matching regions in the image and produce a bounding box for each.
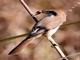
[0,33,28,42]
[61,21,80,28]
[0,21,80,42]
[48,36,68,60]
[19,0,39,23]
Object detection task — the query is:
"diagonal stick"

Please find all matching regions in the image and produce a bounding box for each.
[59,52,80,60]
[49,38,68,60]
[19,0,39,23]
[47,29,68,60]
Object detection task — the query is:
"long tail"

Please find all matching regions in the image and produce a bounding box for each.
[9,37,35,55]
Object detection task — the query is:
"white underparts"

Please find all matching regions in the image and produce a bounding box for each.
[47,26,60,37]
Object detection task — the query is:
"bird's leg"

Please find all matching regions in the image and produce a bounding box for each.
[46,29,68,60]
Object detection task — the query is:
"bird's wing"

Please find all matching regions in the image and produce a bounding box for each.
[9,24,47,55]
[37,16,66,29]
[29,25,48,37]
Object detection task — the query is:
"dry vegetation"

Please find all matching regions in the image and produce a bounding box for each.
[0,0,80,60]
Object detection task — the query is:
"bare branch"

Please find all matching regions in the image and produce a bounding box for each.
[47,33,68,60]
[19,0,39,23]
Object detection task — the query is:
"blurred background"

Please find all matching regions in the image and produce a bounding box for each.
[0,0,80,60]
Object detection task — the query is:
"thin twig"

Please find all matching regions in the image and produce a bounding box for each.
[0,21,80,42]
[59,52,80,60]
[19,0,39,22]
[0,33,28,42]
[47,34,68,60]
[61,21,80,28]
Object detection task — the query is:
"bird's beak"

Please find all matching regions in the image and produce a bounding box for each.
[42,10,47,13]
[35,11,42,15]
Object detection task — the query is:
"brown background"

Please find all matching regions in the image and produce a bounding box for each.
[0,0,80,60]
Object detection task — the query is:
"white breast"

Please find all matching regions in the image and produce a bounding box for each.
[46,26,60,37]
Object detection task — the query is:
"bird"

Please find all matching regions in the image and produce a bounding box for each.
[9,9,66,55]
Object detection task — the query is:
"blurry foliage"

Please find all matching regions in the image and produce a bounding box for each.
[0,0,80,60]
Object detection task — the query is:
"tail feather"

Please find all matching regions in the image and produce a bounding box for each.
[9,37,34,55]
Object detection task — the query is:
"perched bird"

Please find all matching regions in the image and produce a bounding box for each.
[9,9,66,55]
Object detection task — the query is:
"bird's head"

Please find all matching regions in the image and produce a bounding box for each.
[42,10,57,16]
[42,9,66,21]
[35,9,66,22]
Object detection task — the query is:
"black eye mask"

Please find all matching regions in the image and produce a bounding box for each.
[42,10,57,16]
[48,10,57,16]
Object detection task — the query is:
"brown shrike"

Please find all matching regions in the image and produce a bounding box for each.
[9,9,67,59]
